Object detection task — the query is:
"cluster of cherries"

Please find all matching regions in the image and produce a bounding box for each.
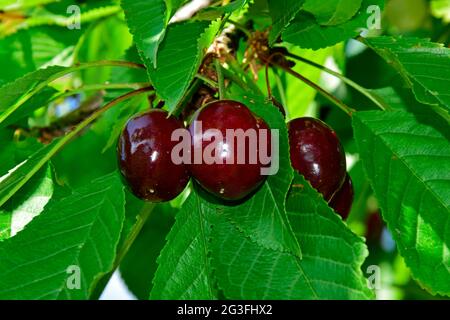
[118,99,354,219]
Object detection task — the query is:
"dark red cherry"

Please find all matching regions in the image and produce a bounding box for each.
[189,100,271,201]
[329,174,354,219]
[118,109,190,202]
[288,117,346,200]
[366,211,384,243]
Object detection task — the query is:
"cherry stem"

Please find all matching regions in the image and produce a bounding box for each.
[172,78,202,117]
[215,58,226,100]
[114,203,155,271]
[223,52,262,95]
[90,202,155,299]
[227,19,252,38]
[272,61,355,116]
[51,82,151,100]
[284,51,389,111]
[0,60,146,126]
[265,63,273,99]
[195,73,218,89]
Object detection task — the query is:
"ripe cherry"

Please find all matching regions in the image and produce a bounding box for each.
[118,109,190,202]
[189,100,271,201]
[288,117,346,200]
[366,211,384,243]
[329,174,354,219]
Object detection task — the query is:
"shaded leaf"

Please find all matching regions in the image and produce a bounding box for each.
[0,173,125,299]
[150,192,217,299]
[353,110,450,296]
[365,36,450,116]
[210,174,373,299]
[0,164,53,240]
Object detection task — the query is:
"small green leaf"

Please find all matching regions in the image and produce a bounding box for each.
[353,110,450,296]
[150,192,217,299]
[0,173,125,299]
[0,164,53,240]
[365,36,450,116]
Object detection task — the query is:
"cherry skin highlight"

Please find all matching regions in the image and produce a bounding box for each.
[288,117,346,200]
[118,109,190,202]
[329,174,354,219]
[189,100,271,201]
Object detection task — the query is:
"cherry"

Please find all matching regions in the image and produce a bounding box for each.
[288,117,346,200]
[366,211,384,243]
[189,100,271,201]
[118,109,190,202]
[329,174,354,219]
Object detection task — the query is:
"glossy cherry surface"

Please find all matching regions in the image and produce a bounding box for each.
[288,117,346,200]
[118,109,190,202]
[189,100,271,201]
[329,174,354,219]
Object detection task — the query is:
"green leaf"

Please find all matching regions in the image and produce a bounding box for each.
[120,203,175,300]
[364,36,450,116]
[110,46,149,85]
[353,110,450,296]
[150,192,218,299]
[122,0,167,68]
[217,92,301,256]
[0,87,149,207]
[284,45,335,120]
[0,27,81,85]
[303,0,362,26]
[0,60,147,128]
[0,66,66,127]
[210,173,373,299]
[0,139,61,208]
[76,16,133,84]
[282,0,384,50]
[0,173,125,299]
[0,164,53,240]
[145,21,215,112]
[267,0,305,45]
